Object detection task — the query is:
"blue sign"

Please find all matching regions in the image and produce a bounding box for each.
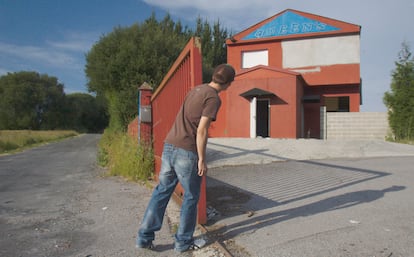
[243,11,339,40]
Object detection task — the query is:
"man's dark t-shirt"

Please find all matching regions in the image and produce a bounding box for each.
[165,84,221,153]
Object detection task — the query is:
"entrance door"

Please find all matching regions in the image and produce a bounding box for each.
[256,99,269,137]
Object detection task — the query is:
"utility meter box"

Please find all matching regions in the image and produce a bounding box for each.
[140,105,152,123]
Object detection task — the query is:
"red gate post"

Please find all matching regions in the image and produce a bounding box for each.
[138,82,153,145]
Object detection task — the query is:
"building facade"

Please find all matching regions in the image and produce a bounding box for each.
[209,9,361,139]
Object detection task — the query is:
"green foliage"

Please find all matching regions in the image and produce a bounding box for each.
[65,93,108,133]
[85,13,229,132]
[0,72,108,132]
[85,13,191,131]
[0,130,78,153]
[98,129,154,181]
[194,16,229,82]
[384,42,414,140]
[0,140,19,152]
[0,71,65,130]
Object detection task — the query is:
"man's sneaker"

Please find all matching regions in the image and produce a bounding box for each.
[193,238,207,249]
[175,238,206,252]
[136,242,155,250]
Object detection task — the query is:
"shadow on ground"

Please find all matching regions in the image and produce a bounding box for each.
[205,159,399,241]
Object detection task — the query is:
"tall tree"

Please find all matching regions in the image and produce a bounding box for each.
[85,13,191,131]
[85,13,230,131]
[65,93,108,132]
[0,71,65,130]
[383,42,414,140]
[194,17,229,83]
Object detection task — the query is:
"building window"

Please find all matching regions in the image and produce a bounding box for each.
[242,50,268,68]
[325,96,349,112]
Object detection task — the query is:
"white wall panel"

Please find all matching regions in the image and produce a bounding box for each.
[282,35,360,68]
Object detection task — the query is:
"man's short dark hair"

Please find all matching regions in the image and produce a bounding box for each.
[212,64,235,85]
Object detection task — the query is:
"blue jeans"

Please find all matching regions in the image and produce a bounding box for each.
[137,143,202,251]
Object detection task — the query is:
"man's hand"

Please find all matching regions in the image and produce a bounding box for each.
[198,159,208,176]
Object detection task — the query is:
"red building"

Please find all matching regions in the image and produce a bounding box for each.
[209,9,361,139]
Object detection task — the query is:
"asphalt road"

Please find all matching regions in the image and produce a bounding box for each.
[0,134,105,257]
[0,134,221,257]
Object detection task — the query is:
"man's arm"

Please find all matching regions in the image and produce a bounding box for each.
[196,116,212,176]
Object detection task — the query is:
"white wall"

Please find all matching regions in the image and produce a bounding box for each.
[326,112,390,140]
[282,35,360,68]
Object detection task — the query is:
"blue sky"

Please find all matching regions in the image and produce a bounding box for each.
[1,0,413,112]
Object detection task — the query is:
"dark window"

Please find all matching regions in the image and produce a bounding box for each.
[325,96,349,112]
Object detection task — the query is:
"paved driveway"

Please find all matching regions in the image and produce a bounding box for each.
[205,139,414,257]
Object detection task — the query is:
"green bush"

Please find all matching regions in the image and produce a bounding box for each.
[384,42,414,141]
[98,129,154,181]
[24,138,38,145]
[0,140,19,152]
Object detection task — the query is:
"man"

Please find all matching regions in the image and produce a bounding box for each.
[136,64,235,252]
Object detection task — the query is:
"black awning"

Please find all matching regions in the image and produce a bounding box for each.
[240,88,276,98]
[302,95,320,103]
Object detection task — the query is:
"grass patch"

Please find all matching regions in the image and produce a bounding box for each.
[98,129,154,182]
[0,130,78,154]
[386,134,414,145]
[394,139,414,145]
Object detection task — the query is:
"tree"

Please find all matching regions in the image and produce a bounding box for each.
[85,13,191,131]
[0,71,108,132]
[383,42,414,140]
[64,93,108,133]
[194,17,229,83]
[85,13,230,132]
[0,71,65,130]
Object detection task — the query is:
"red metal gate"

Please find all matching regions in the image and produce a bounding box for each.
[150,37,206,224]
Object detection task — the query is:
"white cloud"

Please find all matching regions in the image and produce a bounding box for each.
[143,0,263,11]
[47,40,90,52]
[0,42,79,68]
[46,31,99,52]
[143,0,273,29]
[0,30,99,74]
[0,29,102,93]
